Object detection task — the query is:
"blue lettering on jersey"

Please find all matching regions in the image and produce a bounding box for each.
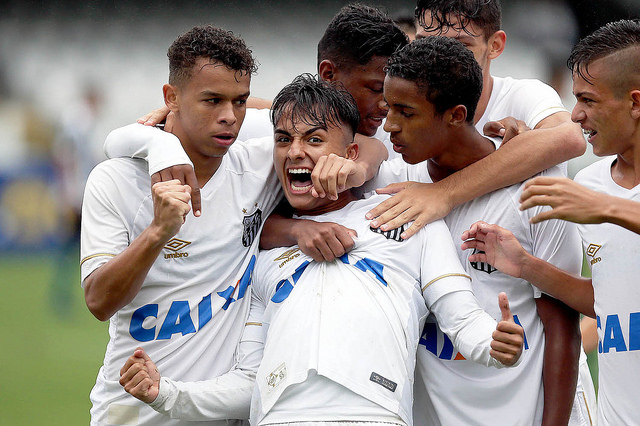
[419,313,529,359]
[218,255,256,310]
[354,257,387,286]
[271,261,310,303]
[157,301,196,340]
[128,256,256,342]
[598,312,640,354]
[130,304,158,342]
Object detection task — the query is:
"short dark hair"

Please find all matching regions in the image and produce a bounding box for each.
[386,36,482,122]
[317,3,408,69]
[271,73,360,137]
[168,25,257,86]
[568,19,640,88]
[415,0,501,40]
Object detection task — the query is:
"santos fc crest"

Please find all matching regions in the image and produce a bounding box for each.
[242,205,263,247]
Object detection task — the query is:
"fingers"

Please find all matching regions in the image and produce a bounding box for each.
[373,181,410,196]
[150,166,201,217]
[366,196,402,225]
[137,106,170,126]
[498,292,513,322]
[482,120,506,138]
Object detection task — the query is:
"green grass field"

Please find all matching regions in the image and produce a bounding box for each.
[0,252,108,425]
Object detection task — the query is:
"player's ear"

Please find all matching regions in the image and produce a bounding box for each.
[630,89,640,120]
[319,60,339,83]
[487,30,506,60]
[346,142,359,161]
[448,104,468,127]
[163,84,179,111]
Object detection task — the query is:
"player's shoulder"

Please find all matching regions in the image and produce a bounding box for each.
[574,156,615,187]
[494,75,555,94]
[87,157,149,186]
[226,135,274,176]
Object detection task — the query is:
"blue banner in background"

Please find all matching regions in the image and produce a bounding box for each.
[0,163,65,251]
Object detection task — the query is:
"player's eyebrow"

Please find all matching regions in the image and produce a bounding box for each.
[200,90,250,99]
[274,126,326,136]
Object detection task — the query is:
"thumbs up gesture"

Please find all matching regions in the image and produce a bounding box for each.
[490,292,524,366]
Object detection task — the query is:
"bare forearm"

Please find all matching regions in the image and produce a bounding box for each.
[445,120,584,209]
[84,226,168,321]
[259,214,299,250]
[521,255,595,317]
[603,195,640,234]
[538,296,581,426]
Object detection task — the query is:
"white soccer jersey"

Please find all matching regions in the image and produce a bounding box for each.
[249,194,504,426]
[475,76,567,145]
[369,160,591,425]
[238,108,274,142]
[574,157,640,425]
[81,130,281,425]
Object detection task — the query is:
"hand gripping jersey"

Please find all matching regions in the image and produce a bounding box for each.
[574,157,640,426]
[81,127,281,425]
[248,194,505,426]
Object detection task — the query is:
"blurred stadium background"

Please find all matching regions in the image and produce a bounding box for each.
[1,0,638,424]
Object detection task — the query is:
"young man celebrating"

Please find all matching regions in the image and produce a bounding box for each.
[80,25,281,425]
[120,74,524,426]
[462,20,640,425]
[360,36,592,425]
[367,0,586,240]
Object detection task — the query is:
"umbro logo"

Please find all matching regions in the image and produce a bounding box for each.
[274,248,301,268]
[164,238,191,259]
[586,243,602,265]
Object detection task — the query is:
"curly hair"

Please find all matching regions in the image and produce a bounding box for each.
[317,3,408,69]
[568,19,640,91]
[414,0,501,40]
[271,73,360,137]
[168,25,257,86]
[386,36,482,122]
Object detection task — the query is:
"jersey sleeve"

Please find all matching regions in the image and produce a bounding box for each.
[237,108,274,141]
[360,158,411,193]
[510,80,566,129]
[148,290,265,421]
[103,123,192,175]
[80,161,135,285]
[429,290,506,369]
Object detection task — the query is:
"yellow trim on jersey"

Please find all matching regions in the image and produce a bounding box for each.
[245,322,263,326]
[422,273,471,292]
[80,253,116,266]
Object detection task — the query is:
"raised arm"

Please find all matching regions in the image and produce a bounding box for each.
[461,221,596,317]
[368,112,586,239]
[103,123,201,216]
[83,180,191,321]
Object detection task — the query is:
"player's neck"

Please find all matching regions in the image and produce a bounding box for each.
[428,127,495,182]
[473,74,494,124]
[295,190,359,217]
[612,139,640,189]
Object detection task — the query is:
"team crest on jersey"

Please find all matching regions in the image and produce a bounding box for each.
[274,248,301,268]
[369,224,405,242]
[469,248,496,274]
[163,238,191,259]
[242,203,262,247]
[586,243,602,265]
